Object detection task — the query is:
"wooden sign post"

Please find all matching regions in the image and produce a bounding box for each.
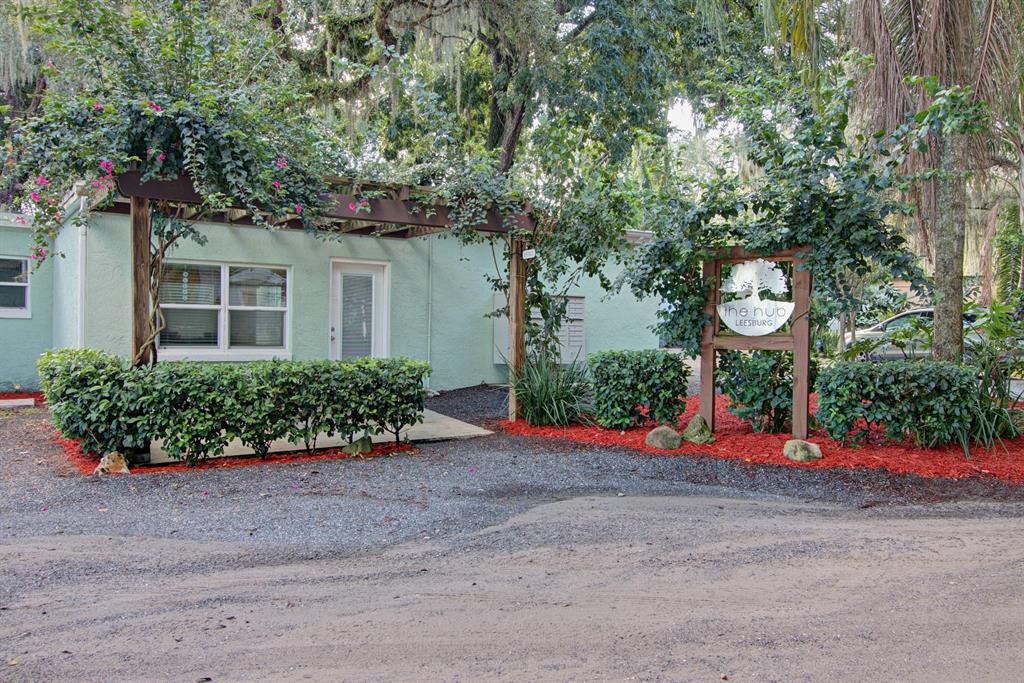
[699,246,812,439]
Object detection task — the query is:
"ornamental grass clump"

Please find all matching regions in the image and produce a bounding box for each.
[587,350,690,429]
[510,348,592,427]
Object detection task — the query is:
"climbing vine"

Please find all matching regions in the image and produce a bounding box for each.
[8,0,335,262]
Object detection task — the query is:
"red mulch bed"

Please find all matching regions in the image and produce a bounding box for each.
[503,395,1024,485]
[55,433,416,476]
[0,391,45,406]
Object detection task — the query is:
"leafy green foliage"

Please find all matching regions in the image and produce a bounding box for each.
[995,205,1023,304]
[816,361,975,448]
[717,351,817,433]
[587,350,689,429]
[38,349,430,464]
[511,348,593,426]
[10,0,335,257]
[962,303,1024,448]
[624,65,927,357]
[858,283,912,327]
[38,348,149,455]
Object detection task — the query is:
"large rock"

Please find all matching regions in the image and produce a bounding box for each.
[645,425,682,450]
[783,439,823,462]
[93,452,130,475]
[682,414,715,445]
[342,434,373,456]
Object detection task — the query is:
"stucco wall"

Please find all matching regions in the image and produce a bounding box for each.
[51,222,84,349]
[11,211,659,390]
[0,221,53,390]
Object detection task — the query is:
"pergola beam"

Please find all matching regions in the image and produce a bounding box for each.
[115,171,531,233]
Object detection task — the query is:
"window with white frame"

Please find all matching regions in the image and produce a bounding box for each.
[158,262,289,353]
[0,256,30,318]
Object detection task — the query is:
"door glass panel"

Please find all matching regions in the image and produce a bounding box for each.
[341,273,373,357]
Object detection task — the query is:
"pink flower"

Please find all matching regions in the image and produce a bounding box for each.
[30,191,40,202]
[147,101,162,112]
[92,180,103,188]
[294,204,303,214]
[99,159,114,173]
[348,202,356,211]
[275,156,288,170]
[272,180,282,189]
[93,102,104,111]
[35,175,49,187]
[157,152,166,161]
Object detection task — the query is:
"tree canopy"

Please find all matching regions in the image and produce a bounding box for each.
[4,0,1018,362]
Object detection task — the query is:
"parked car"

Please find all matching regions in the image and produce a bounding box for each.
[844,308,981,360]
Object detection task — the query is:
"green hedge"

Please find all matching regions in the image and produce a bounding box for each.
[39,349,430,464]
[815,360,974,447]
[717,351,818,433]
[587,350,690,429]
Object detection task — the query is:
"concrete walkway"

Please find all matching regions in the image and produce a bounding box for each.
[148,408,491,464]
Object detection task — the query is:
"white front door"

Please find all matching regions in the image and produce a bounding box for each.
[330,261,389,359]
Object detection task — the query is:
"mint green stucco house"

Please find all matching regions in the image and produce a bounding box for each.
[0,202,659,391]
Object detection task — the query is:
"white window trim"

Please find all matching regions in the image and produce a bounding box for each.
[329,258,390,360]
[0,255,31,319]
[158,260,292,361]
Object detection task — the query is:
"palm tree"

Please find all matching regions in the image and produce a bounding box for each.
[765,0,1023,361]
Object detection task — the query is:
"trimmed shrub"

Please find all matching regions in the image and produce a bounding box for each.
[38,349,430,464]
[38,348,153,456]
[587,350,690,429]
[511,348,593,426]
[717,351,818,433]
[816,360,974,447]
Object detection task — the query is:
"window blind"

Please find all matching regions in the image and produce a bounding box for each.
[341,273,373,357]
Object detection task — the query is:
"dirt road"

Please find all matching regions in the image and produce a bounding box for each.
[4,494,1024,682]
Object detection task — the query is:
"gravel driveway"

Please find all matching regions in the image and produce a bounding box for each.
[3,400,1024,681]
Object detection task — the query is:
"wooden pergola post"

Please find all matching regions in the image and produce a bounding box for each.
[507,236,527,421]
[698,258,719,431]
[130,195,153,367]
[791,257,811,439]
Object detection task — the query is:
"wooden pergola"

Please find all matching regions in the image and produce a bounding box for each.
[114,171,536,420]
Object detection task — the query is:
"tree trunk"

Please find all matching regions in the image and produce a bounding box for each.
[1018,172,1024,291]
[932,134,967,362]
[130,196,154,367]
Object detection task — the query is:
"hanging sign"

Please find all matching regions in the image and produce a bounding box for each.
[716,258,795,336]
